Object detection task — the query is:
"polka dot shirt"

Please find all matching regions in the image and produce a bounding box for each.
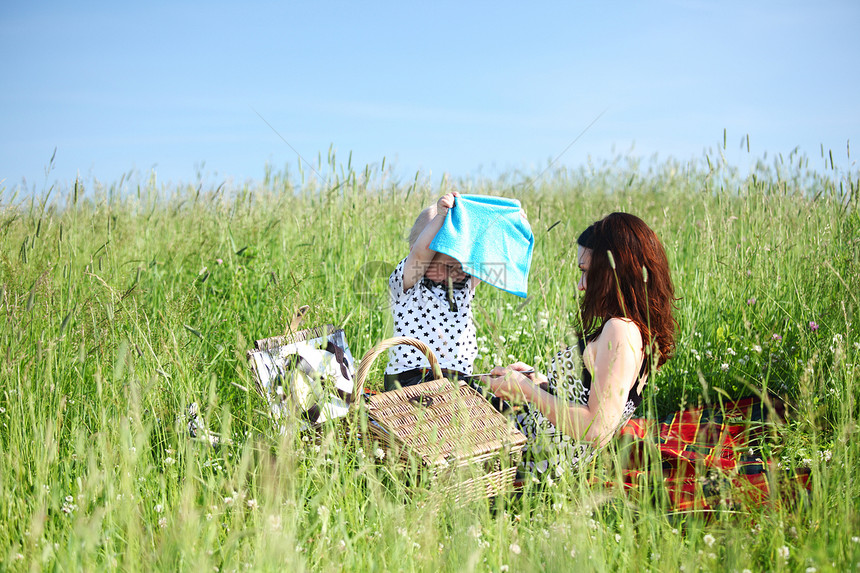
[384,257,478,375]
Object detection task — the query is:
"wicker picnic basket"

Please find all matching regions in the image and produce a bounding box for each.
[352,337,527,502]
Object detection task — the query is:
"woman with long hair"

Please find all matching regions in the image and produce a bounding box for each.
[489,212,677,476]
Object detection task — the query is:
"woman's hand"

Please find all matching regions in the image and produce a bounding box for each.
[488,366,533,403]
[491,361,546,383]
[490,362,535,380]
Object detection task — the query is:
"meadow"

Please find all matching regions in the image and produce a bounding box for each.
[0,149,858,571]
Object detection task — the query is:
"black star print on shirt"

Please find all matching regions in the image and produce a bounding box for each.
[384,258,478,375]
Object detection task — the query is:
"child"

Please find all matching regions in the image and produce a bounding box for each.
[384,192,480,390]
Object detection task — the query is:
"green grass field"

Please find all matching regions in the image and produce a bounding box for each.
[1,150,858,571]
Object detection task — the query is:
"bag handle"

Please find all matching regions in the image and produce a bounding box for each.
[289,305,310,332]
[350,337,442,415]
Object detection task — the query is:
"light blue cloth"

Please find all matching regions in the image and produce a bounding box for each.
[429,194,534,298]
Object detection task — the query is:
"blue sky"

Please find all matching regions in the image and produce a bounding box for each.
[2,1,858,192]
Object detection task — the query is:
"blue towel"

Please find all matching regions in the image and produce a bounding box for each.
[429,194,534,298]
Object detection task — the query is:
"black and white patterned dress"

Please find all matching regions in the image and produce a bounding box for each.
[385,257,478,375]
[515,338,645,477]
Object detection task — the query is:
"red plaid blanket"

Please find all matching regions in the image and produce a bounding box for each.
[614,396,811,512]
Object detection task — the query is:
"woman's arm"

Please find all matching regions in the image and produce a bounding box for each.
[401,192,457,291]
[490,318,643,445]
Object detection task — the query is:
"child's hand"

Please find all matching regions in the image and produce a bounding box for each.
[437,192,459,212]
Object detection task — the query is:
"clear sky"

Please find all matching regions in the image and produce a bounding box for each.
[2,1,858,192]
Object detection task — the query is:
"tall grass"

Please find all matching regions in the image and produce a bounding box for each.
[0,151,858,571]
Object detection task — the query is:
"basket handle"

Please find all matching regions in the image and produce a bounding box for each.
[351,337,442,414]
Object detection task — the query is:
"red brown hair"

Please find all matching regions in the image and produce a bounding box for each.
[577,212,677,369]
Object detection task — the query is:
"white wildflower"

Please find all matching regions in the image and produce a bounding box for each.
[510,543,521,555]
[374,447,386,460]
[537,311,550,330]
[721,363,729,371]
[155,504,163,513]
[727,348,736,356]
[164,457,176,466]
[158,517,167,528]
[267,515,281,530]
[615,534,622,543]
[753,345,762,353]
[703,533,716,547]
[246,499,258,510]
[777,545,790,559]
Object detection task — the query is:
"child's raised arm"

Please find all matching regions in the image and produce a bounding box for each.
[402,192,458,291]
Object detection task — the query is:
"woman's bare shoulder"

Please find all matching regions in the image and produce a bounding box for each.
[584,318,643,370]
[599,318,643,350]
